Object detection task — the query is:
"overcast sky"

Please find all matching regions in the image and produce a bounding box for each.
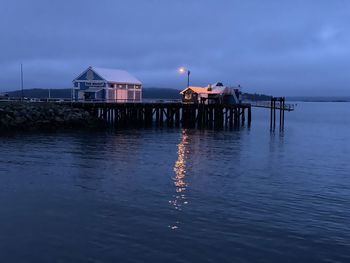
[1,0,349,96]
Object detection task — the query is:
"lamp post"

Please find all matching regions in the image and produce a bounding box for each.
[178,67,191,87]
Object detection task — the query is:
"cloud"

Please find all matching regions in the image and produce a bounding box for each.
[0,0,350,95]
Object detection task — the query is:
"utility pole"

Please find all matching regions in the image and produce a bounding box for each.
[21,63,24,101]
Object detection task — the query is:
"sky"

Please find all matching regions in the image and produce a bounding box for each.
[1,0,350,96]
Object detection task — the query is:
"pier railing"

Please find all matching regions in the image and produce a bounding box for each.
[249,100,295,111]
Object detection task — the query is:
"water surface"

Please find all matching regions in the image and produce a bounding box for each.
[0,102,350,262]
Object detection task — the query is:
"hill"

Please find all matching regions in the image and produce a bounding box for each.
[6,88,72,99]
[5,88,272,101]
[5,88,182,100]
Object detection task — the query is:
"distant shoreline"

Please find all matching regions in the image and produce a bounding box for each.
[288,100,350,103]
[2,88,350,103]
[286,97,350,103]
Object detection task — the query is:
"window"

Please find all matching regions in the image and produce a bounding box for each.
[135,91,141,101]
[128,90,134,98]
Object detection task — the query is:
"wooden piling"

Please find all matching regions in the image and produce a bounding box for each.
[159,107,164,126]
[67,102,257,130]
[242,107,245,126]
[248,106,251,126]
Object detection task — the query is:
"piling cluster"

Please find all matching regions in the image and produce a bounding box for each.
[75,102,252,129]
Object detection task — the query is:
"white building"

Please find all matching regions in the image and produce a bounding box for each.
[73,66,142,102]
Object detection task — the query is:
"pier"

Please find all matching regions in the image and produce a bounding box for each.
[0,99,294,132]
[71,102,252,129]
[250,98,294,112]
[250,97,294,131]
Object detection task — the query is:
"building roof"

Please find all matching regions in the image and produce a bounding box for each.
[92,67,142,84]
[180,86,209,94]
[73,66,142,85]
[180,83,240,95]
[180,85,228,95]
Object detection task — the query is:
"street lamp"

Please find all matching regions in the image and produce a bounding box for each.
[178,67,191,87]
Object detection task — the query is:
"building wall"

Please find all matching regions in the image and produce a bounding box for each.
[111,83,142,102]
[73,85,142,102]
[116,89,128,102]
[108,89,116,101]
[73,68,106,101]
[135,90,141,101]
[182,90,198,103]
[127,90,134,100]
[77,81,106,90]
[77,69,104,82]
[97,90,105,100]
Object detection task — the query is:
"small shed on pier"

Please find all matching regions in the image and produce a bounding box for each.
[73,67,142,102]
[180,82,241,104]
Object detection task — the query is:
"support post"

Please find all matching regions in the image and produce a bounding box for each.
[175,107,180,127]
[159,107,164,126]
[242,107,245,126]
[270,98,273,131]
[273,99,276,130]
[229,108,233,128]
[279,97,282,131]
[248,106,251,127]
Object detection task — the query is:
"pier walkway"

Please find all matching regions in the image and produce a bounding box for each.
[250,100,295,111]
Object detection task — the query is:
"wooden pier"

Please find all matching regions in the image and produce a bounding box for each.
[71,102,252,129]
[249,97,293,131]
[250,99,294,112]
[269,97,288,131]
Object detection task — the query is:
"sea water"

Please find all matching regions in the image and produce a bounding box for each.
[0,102,349,262]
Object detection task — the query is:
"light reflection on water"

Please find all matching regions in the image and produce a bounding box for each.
[169,129,189,229]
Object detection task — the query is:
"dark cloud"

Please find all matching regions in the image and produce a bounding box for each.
[1,0,350,95]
